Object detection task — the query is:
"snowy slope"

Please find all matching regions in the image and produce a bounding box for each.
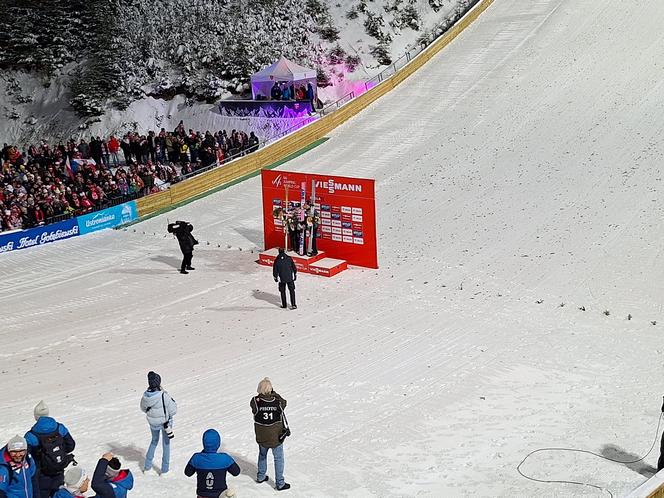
[2,0,664,496]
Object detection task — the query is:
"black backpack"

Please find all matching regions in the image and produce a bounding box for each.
[36,428,74,475]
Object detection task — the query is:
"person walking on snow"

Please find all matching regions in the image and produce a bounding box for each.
[140,371,177,474]
[251,377,290,491]
[184,429,240,498]
[53,466,89,498]
[273,248,297,309]
[0,435,37,498]
[25,401,76,498]
[91,453,133,498]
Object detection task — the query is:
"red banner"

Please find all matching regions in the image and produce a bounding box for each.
[261,170,378,269]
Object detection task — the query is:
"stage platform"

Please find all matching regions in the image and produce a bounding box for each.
[257,248,347,277]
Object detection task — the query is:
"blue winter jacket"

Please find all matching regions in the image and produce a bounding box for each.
[25,417,75,474]
[184,429,240,498]
[53,489,77,498]
[91,459,133,498]
[0,447,37,498]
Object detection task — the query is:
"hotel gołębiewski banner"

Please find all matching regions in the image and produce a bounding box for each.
[261,170,378,269]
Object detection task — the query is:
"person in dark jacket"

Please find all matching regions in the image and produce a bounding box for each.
[25,401,76,498]
[273,248,297,309]
[185,429,240,498]
[0,435,37,498]
[91,453,133,498]
[167,220,198,274]
[251,378,290,491]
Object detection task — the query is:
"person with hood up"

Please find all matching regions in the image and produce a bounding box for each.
[273,248,297,309]
[0,435,37,498]
[25,401,76,498]
[184,429,240,498]
[251,378,290,491]
[53,466,89,498]
[90,453,133,498]
[140,371,177,474]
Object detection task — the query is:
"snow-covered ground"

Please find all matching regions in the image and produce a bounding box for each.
[2,0,664,496]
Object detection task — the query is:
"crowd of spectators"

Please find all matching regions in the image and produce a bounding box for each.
[267,81,315,102]
[0,123,260,233]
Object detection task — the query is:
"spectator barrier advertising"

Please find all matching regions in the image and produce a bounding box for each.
[0,200,138,254]
[0,218,79,254]
[77,201,138,235]
[261,170,378,269]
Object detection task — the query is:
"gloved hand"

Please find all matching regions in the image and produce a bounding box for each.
[274,278,278,282]
[293,276,297,281]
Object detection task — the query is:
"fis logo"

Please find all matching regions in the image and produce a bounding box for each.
[272,174,283,188]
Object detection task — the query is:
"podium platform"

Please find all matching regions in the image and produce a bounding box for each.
[257,248,347,277]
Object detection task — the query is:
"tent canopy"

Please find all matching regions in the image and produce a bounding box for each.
[250,56,317,100]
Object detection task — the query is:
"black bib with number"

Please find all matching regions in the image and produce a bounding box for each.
[253,397,282,426]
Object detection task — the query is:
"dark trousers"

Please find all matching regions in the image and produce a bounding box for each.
[181,251,193,271]
[278,281,296,307]
[38,472,64,498]
[658,431,664,471]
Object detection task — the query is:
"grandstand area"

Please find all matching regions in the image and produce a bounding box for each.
[2,0,664,496]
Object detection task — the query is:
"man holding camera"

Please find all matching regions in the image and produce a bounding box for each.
[167,220,198,274]
[140,371,177,475]
[250,377,290,491]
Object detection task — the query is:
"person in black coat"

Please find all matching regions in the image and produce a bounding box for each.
[272,248,297,309]
[168,221,198,274]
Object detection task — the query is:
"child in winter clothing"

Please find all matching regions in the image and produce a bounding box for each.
[91,454,133,498]
[184,429,240,498]
[53,466,89,498]
[140,371,177,474]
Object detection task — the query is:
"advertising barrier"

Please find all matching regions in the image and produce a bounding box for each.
[0,218,79,254]
[261,170,378,268]
[77,201,138,235]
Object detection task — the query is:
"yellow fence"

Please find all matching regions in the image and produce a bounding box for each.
[136,0,495,218]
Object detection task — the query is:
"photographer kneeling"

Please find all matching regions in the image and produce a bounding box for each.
[167,220,198,274]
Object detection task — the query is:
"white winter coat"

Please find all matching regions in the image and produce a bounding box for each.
[140,389,177,428]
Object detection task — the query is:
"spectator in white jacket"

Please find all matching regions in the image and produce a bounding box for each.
[140,371,177,474]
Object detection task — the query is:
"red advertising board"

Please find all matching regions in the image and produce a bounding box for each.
[261,170,378,269]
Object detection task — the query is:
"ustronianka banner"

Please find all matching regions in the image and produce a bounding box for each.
[77,201,138,235]
[261,170,378,269]
[0,218,79,254]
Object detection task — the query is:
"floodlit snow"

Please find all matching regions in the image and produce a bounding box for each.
[2,0,664,496]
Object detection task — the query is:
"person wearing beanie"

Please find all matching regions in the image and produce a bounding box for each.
[251,377,290,490]
[25,401,76,498]
[53,466,89,498]
[0,435,37,498]
[139,371,177,474]
[34,400,49,420]
[91,453,133,498]
[184,429,240,498]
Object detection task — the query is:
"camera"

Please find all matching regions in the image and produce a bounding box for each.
[164,423,174,439]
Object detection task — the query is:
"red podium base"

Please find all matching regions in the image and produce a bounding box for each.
[257,248,347,277]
